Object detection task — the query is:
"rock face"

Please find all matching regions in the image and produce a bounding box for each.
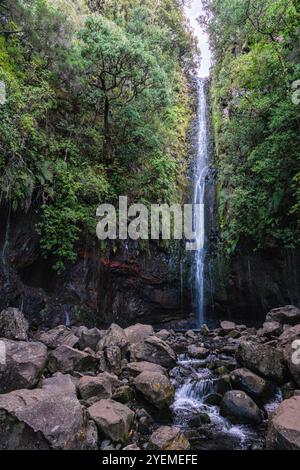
[267,396,300,449]
[220,390,262,425]
[48,345,98,374]
[88,399,134,444]
[237,340,288,383]
[0,308,29,340]
[125,361,167,378]
[0,339,47,393]
[230,368,275,403]
[34,325,78,349]
[266,305,300,326]
[0,374,98,450]
[147,426,190,450]
[129,336,176,369]
[78,373,120,400]
[124,324,154,345]
[134,371,174,409]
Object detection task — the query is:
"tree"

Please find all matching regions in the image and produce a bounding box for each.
[78,15,168,160]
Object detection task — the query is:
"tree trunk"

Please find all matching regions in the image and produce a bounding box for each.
[103,96,112,161]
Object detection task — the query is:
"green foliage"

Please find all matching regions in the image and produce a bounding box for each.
[0,0,195,269]
[204,0,300,253]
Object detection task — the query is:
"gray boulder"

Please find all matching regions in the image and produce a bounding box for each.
[230,368,275,403]
[0,376,98,449]
[48,345,98,374]
[124,323,154,344]
[34,325,78,349]
[0,308,28,341]
[40,372,77,395]
[267,396,300,449]
[112,385,135,404]
[134,371,174,409]
[129,336,176,369]
[187,345,209,359]
[266,305,300,326]
[220,390,262,425]
[123,443,140,450]
[88,399,134,444]
[79,328,103,351]
[104,345,122,375]
[220,321,236,334]
[257,321,283,338]
[125,361,167,378]
[155,329,174,341]
[237,340,288,383]
[97,324,129,354]
[0,339,47,393]
[147,426,190,450]
[78,372,120,400]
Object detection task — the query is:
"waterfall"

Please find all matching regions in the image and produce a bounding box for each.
[193,78,210,326]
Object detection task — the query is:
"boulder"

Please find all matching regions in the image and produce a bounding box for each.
[220,321,236,334]
[278,324,300,387]
[187,345,209,359]
[203,393,222,406]
[0,339,47,393]
[220,390,262,425]
[34,325,78,349]
[0,308,28,341]
[236,340,288,383]
[134,371,174,409]
[48,345,98,374]
[125,361,167,378]
[230,368,275,403]
[266,306,300,326]
[87,399,134,444]
[40,372,77,395]
[97,324,128,354]
[124,324,154,344]
[104,345,122,375]
[79,327,103,351]
[147,426,190,450]
[267,396,300,449]
[0,377,97,449]
[129,336,176,369]
[155,329,174,341]
[112,386,135,404]
[257,321,283,338]
[123,443,140,450]
[278,324,300,347]
[78,372,120,400]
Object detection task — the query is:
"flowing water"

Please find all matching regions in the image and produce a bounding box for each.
[171,355,266,450]
[193,79,210,326]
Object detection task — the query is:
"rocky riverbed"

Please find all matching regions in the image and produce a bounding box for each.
[0,305,299,450]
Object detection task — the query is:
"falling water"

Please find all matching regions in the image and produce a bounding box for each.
[193,79,210,326]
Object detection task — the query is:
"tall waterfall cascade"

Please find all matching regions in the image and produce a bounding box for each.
[193,78,210,326]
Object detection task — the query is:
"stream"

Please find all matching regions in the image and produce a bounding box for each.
[168,334,283,450]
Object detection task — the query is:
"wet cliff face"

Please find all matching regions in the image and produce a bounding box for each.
[0,207,192,329]
[205,248,300,327]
